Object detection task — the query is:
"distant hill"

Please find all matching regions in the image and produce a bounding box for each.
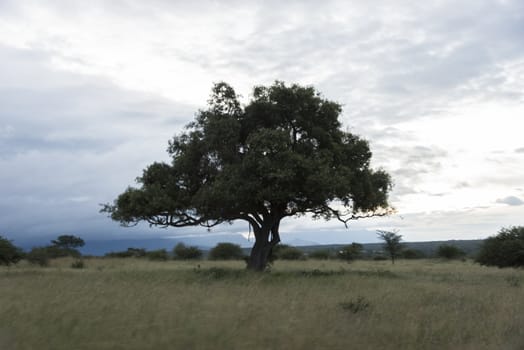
[13,234,484,257]
[297,240,484,257]
[14,233,251,256]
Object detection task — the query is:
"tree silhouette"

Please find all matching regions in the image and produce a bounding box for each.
[103,82,392,270]
[377,230,402,264]
[51,235,85,249]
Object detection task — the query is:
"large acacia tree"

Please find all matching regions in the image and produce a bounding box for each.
[103,82,392,270]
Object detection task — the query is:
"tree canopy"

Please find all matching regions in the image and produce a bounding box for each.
[377,230,402,264]
[103,82,393,270]
[0,236,24,267]
[436,244,466,260]
[51,235,85,249]
[476,226,524,268]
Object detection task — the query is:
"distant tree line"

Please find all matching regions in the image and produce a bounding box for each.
[1,226,522,268]
[0,234,85,267]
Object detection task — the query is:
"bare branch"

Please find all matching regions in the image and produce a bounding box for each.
[304,205,395,228]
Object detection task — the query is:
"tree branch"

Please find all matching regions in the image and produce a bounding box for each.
[306,205,394,228]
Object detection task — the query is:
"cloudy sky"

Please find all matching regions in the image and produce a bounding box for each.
[1,0,523,246]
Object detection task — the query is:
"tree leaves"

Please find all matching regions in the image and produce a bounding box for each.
[104,81,393,231]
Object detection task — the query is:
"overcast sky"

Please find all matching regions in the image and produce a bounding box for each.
[1,0,523,245]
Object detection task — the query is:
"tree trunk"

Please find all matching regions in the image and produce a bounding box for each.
[246,219,281,271]
[247,239,273,271]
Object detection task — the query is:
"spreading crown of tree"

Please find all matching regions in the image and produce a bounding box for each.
[103,81,393,270]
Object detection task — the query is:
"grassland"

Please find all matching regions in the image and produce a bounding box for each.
[1,258,523,350]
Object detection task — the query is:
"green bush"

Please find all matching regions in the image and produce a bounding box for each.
[401,249,426,259]
[0,236,24,266]
[308,249,332,260]
[476,226,524,268]
[105,248,147,258]
[337,243,363,262]
[436,244,466,260]
[71,259,85,269]
[26,247,50,267]
[45,245,81,259]
[272,244,305,260]
[372,255,388,261]
[173,243,203,260]
[25,244,81,266]
[146,249,169,261]
[208,243,245,260]
[340,296,371,314]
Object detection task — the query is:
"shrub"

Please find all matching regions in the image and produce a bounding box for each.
[208,243,245,260]
[0,236,24,266]
[45,245,81,259]
[340,296,371,314]
[173,243,203,260]
[309,249,332,260]
[273,244,305,260]
[337,243,363,262]
[373,255,388,261]
[71,259,85,269]
[436,244,466,260]
[401,248,426,259]
[476,226,524,268]
[26,247,50,267]
[106,247,147,258]
[146,249,169,261]
[505,275,521,287]
[194,267,245,280]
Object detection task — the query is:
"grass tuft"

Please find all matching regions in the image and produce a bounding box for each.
[340,296,371,313]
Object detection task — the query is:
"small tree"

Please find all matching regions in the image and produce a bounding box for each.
[436,244,466,260]
[377,230,402,264]
[52,235,85,250]
[337,243,363,262]
[26,247,50,267]
[173,243,203,260]
[208,243,245,260]
[476,226,524,268]
[0,236,24,267]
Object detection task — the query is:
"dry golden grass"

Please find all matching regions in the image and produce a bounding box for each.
[1,258,523,349]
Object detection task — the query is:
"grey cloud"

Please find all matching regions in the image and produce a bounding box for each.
[373,144,447,173]
[496,196,524,206]
[0,45,197,240]
[516,147,524,153]
[390,183,420,197]
[6,0,522,127]
[454,181,471,189]
[0,45,193,157]
[477,174,524,189]
[370,144,448,200]
[405,146,447,164]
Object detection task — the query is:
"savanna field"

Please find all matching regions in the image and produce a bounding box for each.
[1,258,523,350]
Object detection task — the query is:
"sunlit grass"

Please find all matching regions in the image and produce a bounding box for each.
[1,258,523,349]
